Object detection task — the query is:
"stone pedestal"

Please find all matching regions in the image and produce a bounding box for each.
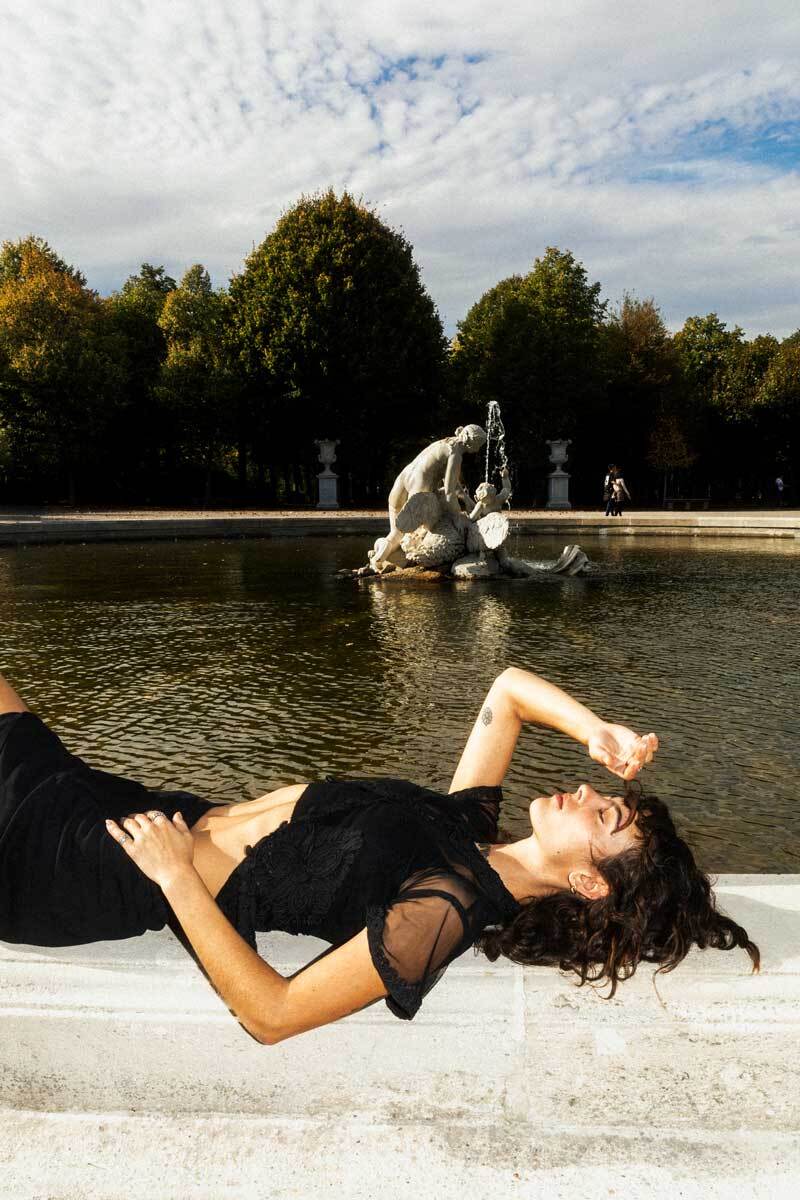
[546,438,572,510]
[315,438,340,510]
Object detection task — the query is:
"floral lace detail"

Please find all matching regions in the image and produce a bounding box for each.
[238,820,363,940]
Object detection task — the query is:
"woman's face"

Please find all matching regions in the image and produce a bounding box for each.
[529,783,641,871]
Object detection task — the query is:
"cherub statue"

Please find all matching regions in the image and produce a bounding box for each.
[468,469,512,521]
[368,424,487,572]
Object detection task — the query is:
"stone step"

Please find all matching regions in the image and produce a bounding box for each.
[2,875,799,1196]
[2,1110,798,1200]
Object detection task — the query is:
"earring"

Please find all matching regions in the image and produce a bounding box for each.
[569,883,577,894]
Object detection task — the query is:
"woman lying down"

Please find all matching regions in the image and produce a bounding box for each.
[0,667,758,1043]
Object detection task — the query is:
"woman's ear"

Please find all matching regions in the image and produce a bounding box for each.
[568,869,609,900]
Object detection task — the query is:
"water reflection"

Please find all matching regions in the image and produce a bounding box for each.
[1,534,798,872]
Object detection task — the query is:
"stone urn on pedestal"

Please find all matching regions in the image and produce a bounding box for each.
[545,439,572,510]
[314,439,340,509]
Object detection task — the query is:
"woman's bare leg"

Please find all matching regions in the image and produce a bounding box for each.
[0,672,28,714]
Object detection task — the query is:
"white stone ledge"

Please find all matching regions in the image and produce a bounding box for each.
[2,1110,798,1200]
[2,874,799,1197]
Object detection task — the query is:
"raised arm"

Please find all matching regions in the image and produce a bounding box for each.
[449,667,657,792]
[497,469,512,505]
[106,813,387,1043]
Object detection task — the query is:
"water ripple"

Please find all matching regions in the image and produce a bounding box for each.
[1,534,798,871]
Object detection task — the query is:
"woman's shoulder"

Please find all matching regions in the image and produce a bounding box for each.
[439,783,504,842]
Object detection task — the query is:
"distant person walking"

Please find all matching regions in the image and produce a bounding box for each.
[610,471,632,517]
[603,465,617,516]
[775,475,785,507]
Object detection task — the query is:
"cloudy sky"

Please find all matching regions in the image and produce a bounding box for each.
[1,0,798,337]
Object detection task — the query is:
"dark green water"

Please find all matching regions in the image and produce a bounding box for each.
[1,533,798,872]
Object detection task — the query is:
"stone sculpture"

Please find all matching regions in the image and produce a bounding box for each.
[358,422,589,581]
[368,424,487,572]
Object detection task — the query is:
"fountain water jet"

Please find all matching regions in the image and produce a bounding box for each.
[484,400,509,492]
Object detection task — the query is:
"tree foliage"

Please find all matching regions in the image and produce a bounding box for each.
[452,248,605,497]
[228,189,448,498]
[753,338,800,469]
[157,265,237,500]
[100,263,180,497]
[673,313,744,398]
[598,295,684,499]
[0,234,86,288]
[713,334,779,420]
[0,221,796,508]
[0,240,122,501]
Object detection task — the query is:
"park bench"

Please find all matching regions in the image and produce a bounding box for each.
[664,497,710,510]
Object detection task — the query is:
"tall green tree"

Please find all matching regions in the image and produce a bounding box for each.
[106,263,176,383]
[452,248,606,501]
[157,264,236,503]
[0,234,86,287]
[229,189,448,503]
[673,313,745,398]
[599,294,683,503]
[710,334,778,422]
[672,313,747,499]
[646,410,698,504]
[0,240,122,503]
[753,337,800,485]
[104,264,177,498]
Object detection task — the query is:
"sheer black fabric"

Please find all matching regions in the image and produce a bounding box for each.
[365,866,491,1019]
[216,777,521,1020]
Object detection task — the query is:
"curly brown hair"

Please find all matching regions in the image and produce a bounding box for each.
[477,784,760,995]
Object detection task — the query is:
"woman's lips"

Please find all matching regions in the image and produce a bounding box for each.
[553,793,564,809]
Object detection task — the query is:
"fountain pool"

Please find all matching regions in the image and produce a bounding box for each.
[1,533,797,872]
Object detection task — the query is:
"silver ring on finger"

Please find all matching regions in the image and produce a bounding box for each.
[119,833,132,844]
[148,811,164,823]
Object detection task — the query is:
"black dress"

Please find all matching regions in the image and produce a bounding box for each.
[0,712,520,1020]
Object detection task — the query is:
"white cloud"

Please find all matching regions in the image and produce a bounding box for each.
[0,0,798,336]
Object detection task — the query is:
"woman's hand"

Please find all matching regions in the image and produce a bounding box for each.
[106,810,195,890]
[588,723,658,781]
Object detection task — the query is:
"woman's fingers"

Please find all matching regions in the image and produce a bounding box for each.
[591,727,659,781]
[106,818,134,848]
[621,733,659,778]
[110,811,165,844]
[637,732,658,766]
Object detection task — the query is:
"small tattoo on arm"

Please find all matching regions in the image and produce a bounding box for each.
[481,706,493,727]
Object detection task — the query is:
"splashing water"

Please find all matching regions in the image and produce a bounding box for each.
[485,400,509,493]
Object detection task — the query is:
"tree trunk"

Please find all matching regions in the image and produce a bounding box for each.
[237,439,248,499]
[204,448,213,506]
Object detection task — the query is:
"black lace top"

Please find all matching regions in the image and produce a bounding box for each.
[214,777,521,1020]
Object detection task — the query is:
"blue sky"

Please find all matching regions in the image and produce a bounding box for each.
[0,0,798,337]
